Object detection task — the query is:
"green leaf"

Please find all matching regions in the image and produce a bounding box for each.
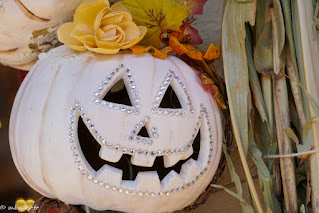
[248,141,282,213]
[283,128,299,144]
[123,0,188,48]
[211,184,255,213]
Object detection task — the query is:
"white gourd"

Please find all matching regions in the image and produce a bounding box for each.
[10,46,222,213]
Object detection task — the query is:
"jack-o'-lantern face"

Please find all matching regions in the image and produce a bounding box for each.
[10,46,222,212]
[0,0,82,70]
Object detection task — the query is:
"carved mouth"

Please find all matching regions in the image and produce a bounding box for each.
[77,116,200,181]
[69,101,215,196]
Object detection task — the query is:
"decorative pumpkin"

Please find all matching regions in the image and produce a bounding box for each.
[10,45,222,212]
[0,0,82,70]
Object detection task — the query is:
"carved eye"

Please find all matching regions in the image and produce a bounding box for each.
[103,79,132,106]
[158,85,182,109]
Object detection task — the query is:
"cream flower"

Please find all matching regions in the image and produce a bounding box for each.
[57,0,147,54]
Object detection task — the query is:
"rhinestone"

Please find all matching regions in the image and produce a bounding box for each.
[97,86,103,91]
[169,111,174,116]
[158,192,164,196]
[163,150,168,155]
[136,104,141,109]
[90,124,94,129]
[78,164,84,170]
[81,170,88,176]
[82,113,87,118]
[118,188,123,193]
[153,102,159,107]
[70,145,76,150]
[186,183,191,188]
[165,191,170,196]
[129,135,134,141]
[151,108,157,113]
[122,148,127,153]
[114,105,120,110]
[144,192,150,196]
[191,181,195,185]
[177,187,181,192]
[69,139,75,144]
[165,77,170,82]
[158,91,163,96]
[120,64,124,68]
[150,192,156,197]
[129,79,134,84]
[102,80,108,85]
[107,76,112,80]
[155,96,161,101]
[150,151,156,156]
[101,139,106,145]
[125,190,130,194]
[105,184,110,189]
[130,149,135,154]
[114,145,120,150]
[138,191,143,196]
[99,181,104,186]
[171,189,176,193]
[134,110,140,115]
[112,186,117,191]
[175,111,180,116]
[163,82,168,86]
[169,149,174,154]
[126,68,130,72]
[94,99,100,104]
[75,101,80,106]
[127,73,132,78]
[116,67,120,72]
[148,140,153,145]
[75,160,81,164]
[142,139,147,144]
[108,103,113,109]
[73,153,78,158]
[160,86,166,91]
[181,112,185,117]
[111,72,116,76]
[121,107,126,112]
[101,101,107,106]
[203,168,208,172]
[157,109,163,115]
[163,110,169,115]
[87,175,93,180]
[133,91,139,96]
[144,116,151,122]
[144,150,149,155]
[153,133,159,138]
[138,149,143,154]
[107,143,113,149]
[151,127,158,132]
[157,150,162,156]
[131,190,137,195]
[136,136,141,142]
[71,106,76,111]
[131,85,136,89]
[127,109,133,114]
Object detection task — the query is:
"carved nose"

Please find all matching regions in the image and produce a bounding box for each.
[128,116,159,145]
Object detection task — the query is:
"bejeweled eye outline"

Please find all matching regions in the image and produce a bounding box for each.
[92,64,141,115]
[151,69,194,116]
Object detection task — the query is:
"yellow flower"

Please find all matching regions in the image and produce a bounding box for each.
[57,0,147,54]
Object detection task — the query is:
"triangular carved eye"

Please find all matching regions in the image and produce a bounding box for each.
[103,79,132,106]
[158,85,182,109]
[136,126,150,138]
[93,65,141,114]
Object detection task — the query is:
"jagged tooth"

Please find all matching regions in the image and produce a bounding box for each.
[135,171,161,192]
[161,170,185,191]
[96,164,123,186]
[181,147,193,160]
[180,158,202,182]
[131,154,156,167]
[99,146,123,163]
[163,153,183,168]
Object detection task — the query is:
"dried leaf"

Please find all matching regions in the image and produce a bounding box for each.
[130,45,172,59]
[176,0,207,15]
[199,72,226,109]
[302,117,317,141]
[123,0,188,48]
[169,35,203,60]
[183,22,203,45]
[203,43,220,61]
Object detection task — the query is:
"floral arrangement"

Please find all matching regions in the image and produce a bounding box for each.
[57,0,226,110]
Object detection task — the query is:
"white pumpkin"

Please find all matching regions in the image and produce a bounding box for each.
[9,46,222,213]
[0,0,82,70]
